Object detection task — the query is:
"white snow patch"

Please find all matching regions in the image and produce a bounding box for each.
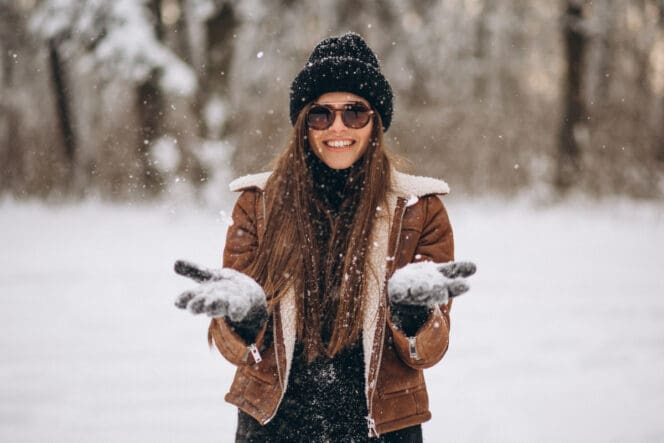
[151,136,180,173]
[388,261,451,305]
[31,0,197,96]
[203,96,229,139]
[1,197,663,442]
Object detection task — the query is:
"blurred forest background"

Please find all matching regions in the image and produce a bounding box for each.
[1,0,664,202]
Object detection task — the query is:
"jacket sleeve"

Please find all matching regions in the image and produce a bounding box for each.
[388,195,454,369]
[207,190,268,366]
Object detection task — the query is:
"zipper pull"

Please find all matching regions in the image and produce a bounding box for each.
[408,336,420,360]
[366,416,378,437]
[247,343,262,364]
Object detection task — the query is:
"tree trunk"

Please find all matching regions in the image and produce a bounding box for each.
[196,2,238,139]
[555,0,587,192]
[498,1,525,108]
[473,0,491,100]
[48,38,76,186]
[0,4,21,193]
[133,0,166,197]
[174,0,192,65]
[657,0,664,163]
[136,74,164,195]
[0,103,21,193]
[593,0,615,106]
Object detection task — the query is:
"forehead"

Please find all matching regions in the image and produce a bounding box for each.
[316,91,369,106]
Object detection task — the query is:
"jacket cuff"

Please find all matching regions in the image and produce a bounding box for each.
[387,303,450,369]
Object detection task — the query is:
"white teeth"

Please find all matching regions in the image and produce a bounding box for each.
[326,140,353,148]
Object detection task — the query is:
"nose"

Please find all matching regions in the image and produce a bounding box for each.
[329,110,346,131]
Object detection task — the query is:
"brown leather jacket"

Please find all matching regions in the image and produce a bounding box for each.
[208,170,454,437]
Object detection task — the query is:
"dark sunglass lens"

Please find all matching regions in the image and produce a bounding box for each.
[343,105,371,128]
[307,106,332,129]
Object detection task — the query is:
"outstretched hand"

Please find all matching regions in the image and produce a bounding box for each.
[388,260,476,307]
[174,260,267,323]
[174,259,221,283]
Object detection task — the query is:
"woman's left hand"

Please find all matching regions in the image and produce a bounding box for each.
[388,260,476,307]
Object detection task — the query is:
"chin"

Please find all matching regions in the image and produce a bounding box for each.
[321,155,358,170]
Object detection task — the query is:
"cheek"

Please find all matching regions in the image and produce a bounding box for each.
[357,128,373,153]
[307,131,323,153]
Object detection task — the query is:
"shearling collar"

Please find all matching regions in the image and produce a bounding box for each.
[229,169,450,197]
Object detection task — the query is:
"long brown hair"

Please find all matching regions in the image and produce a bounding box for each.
[248,103,392,362]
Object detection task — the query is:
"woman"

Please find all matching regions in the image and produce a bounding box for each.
[175,32,475,442]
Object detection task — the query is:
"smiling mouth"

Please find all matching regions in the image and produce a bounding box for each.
[324,140,355,151]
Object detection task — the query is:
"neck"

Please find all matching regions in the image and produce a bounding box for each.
[307,151,356,211]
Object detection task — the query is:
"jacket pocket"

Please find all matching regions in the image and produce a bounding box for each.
[377,346,426,399]
[379,382,426,400]
[237,368,281,410]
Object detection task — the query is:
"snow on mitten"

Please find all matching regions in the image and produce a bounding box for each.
[174,261,268,339]
[388,260,476,307]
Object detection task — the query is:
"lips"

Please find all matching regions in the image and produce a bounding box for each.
[324,139,356,151]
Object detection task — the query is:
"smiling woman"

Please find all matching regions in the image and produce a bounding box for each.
[307,92,375,170]
[174,32,476,442]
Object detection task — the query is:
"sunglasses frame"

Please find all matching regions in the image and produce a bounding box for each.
[306,101,375,131]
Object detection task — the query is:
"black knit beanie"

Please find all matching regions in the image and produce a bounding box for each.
[289,32,393,132]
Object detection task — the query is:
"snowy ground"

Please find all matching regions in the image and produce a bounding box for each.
[1,196,663,442]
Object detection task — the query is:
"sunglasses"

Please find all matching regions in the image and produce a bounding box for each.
[306,102,374,130]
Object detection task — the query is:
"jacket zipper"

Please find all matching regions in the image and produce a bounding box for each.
[260,191,287,425]
[366,198,407,437]
[247,343,262,363]
[246,191,268,369]
[264,312,284,424]
[408,336,419,360]
[366,417,378,437]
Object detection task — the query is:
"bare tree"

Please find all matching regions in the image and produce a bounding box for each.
[655,0,664,163]
[0,3,23,193]
[556,0,588,192]
[47,38,77,187]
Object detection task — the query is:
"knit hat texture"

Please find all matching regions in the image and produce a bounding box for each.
[289,32,393,131]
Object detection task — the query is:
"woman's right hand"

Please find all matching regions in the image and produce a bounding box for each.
[173,260,267,323]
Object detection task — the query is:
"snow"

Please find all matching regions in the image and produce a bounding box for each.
[150,136,181,173]
[203,97,229,139]
[178,266,266,322]
[30,0,197,96]
[388,261,454,306]
[1,197,663,442]
[93,0,197,96]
